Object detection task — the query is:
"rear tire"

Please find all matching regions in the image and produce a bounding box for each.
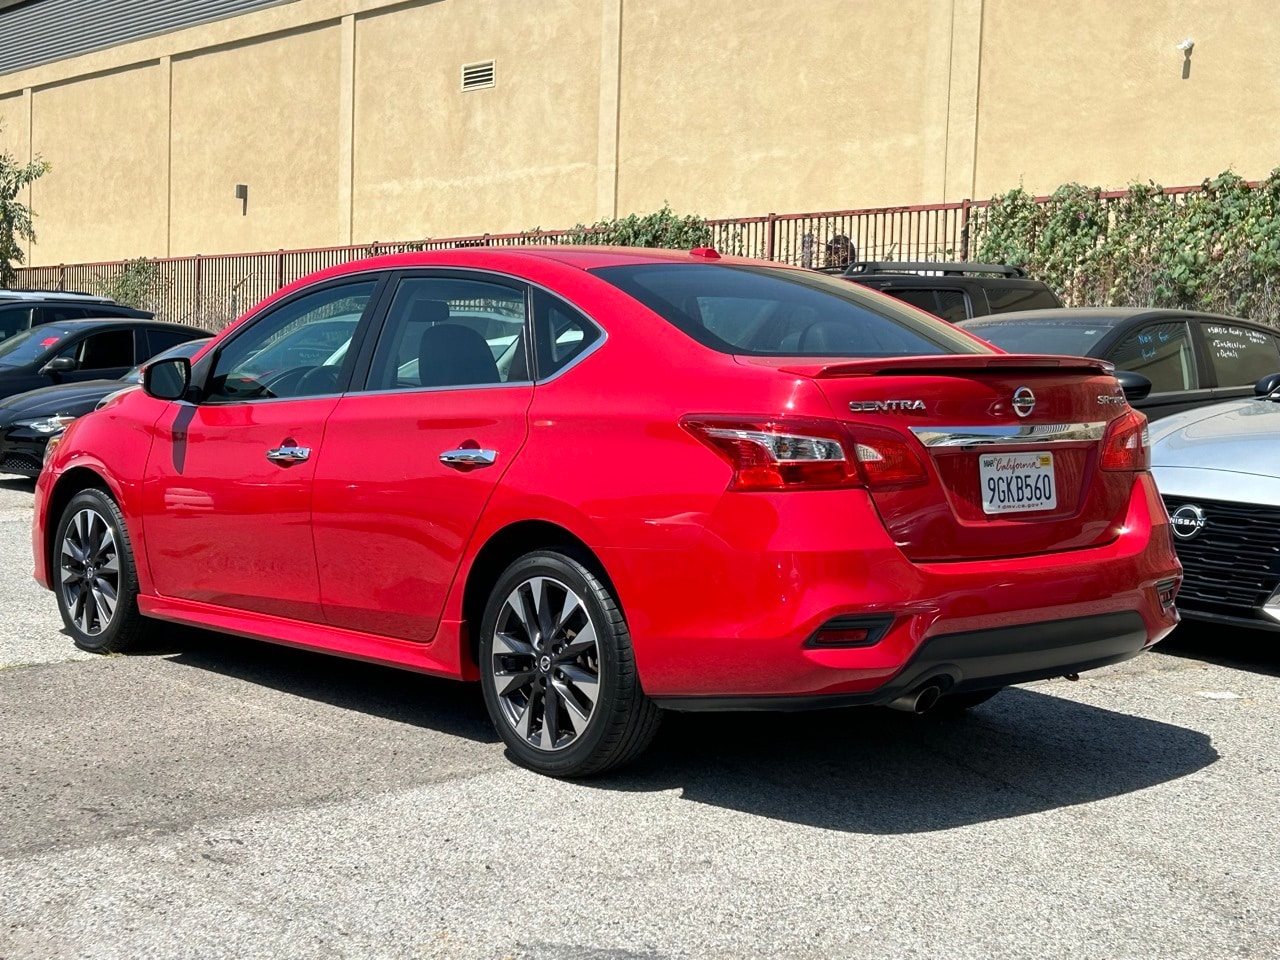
[53,488,150,654]
[478,549,661,777]
[932,687,1004,715]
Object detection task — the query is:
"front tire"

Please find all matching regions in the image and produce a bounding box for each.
[53,488,149,654]
[479,550,661,777]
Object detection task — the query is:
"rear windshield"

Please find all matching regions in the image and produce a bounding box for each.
[962,318,1111,356]
[0,323,73,368]
[591,264,990,357]
[984,283,1062,313]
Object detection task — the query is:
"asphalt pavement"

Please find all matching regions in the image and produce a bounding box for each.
[0,477,1277,960]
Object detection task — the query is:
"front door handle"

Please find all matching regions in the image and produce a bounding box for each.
[266,443,311,466]
[439,448,497,468]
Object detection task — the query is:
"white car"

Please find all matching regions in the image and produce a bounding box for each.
[1150,372,1280,631]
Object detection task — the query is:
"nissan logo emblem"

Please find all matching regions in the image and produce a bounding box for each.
[1169,504,1207,541]
[1012,386,1036,418]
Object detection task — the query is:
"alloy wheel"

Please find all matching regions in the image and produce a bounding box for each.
[59,508,120,637]
[489,575,601,752]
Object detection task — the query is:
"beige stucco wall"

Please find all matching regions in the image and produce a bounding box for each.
[28,64,169,265]
[170,24,343,255]
[975,0,1280,196]
[353,0,602,242]
[1,0,1278,267]
[615,0,960,217]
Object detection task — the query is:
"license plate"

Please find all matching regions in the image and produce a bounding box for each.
[979,451,1057,514]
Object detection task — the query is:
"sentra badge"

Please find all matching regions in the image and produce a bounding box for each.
[849,400,926,413]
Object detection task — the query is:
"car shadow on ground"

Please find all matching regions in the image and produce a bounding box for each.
[590,688,1218,834]
[0,476,36,492]
[1160,620,1280,679]
[152,625,499,744]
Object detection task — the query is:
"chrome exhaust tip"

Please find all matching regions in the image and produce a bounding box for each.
[887,683,943,714]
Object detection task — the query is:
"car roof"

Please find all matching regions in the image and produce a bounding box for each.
[0,289,115,303]
[962,307,1275,329]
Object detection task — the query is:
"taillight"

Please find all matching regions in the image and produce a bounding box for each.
[1100,410,1151,471]
[681,416,929,491]
[681,416,859,491]
[850,425,929,488]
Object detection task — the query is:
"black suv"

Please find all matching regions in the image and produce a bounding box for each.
[0,290,152,343]
[824,262,1062,323]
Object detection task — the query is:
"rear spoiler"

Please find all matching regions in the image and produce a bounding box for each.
[773,354,1116,378]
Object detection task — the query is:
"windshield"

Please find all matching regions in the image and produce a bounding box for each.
[237,316,359,376]
[591,263,989,357]
[962,318,1112,356]
[122,337,211,383]
[0,324,74,368]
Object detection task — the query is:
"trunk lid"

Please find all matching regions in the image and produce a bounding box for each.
[752,355,1136,561]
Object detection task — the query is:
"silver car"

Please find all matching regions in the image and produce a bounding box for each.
[1150,373,1280,631]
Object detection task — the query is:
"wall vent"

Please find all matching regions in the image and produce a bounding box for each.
[461,60,496,91]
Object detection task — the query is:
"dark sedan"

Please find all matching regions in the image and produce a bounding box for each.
[0,337,210,477]
[0,318,206,405]
[960,308,1280,420]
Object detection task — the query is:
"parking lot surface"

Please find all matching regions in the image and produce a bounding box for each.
[1,478,1278,959]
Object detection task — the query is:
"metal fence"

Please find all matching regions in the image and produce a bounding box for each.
[8,185,1209,330]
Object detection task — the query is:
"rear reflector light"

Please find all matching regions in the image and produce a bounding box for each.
[1100,410,1151,471]
[681,416,859,490]
[806,615,894,648]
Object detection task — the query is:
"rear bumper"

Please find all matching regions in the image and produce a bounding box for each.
[606,472,1180,702]
[657,611,1147,710]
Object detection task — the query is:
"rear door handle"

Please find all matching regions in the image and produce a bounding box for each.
[266,444,311,466]
[439,448,497,468]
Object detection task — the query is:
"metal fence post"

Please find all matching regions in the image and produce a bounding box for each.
[959,199,972,261]
[276,250,285,291]
[765,214,776,261]
[194,255,203,322]
[58,265,66,290]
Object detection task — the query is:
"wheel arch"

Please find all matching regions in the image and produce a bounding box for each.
[459,519,621,668]
[43,466,118,585]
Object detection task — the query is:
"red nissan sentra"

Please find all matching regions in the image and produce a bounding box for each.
[32,248,1181,776]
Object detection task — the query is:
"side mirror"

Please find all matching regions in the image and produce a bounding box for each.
[143,357,191,401]
[39,356,77,376]
[1255,372,1280,397]
[1114,370,1152,403]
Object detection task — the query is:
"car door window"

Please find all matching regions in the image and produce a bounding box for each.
[1106,322,1196,393]
[0,306,33,341]
[532,290,601,378]
[1201,321,1280,386]
[934,289,969,324]
[364,276,529,391]
[206,281,377,402]
[888,289,939,315]
[146,327,198,355]
[38,306,89,323]
[58,329,135,371]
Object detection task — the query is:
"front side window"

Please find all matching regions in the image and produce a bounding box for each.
[365,276,528,391]
[984,283,1061,313]
[592,263,988,357]
[1107,322,1196,393]
[205,281,377,402]
[1201,321,1280,387]
[0,324,74,368]
[58,329,135,370]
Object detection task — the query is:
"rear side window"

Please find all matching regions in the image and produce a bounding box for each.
[532,290,601,378]
[146,327,199,355]
[888,288,970,324]
[983,284,1061,313]
[592,264,988,357]
[1201,321,1280,386]
[37,306,89,323]
[0,306,33,341]
[1106,322,1196,392]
